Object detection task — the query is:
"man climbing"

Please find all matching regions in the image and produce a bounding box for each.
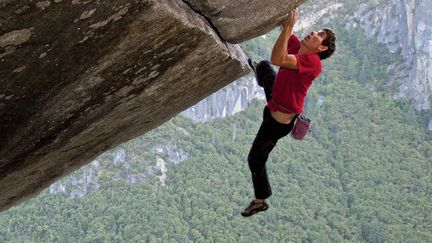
[241,8,336,217]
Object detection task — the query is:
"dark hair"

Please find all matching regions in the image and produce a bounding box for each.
[318,28,336,60]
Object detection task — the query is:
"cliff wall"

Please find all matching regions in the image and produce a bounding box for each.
[0,0,304,211]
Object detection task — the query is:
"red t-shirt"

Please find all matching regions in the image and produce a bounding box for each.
[267,34,322,114]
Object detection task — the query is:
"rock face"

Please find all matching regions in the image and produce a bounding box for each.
[181,75,265,122]
[346,0,432,111]
[184,0,306,43]
[0,0,301,211]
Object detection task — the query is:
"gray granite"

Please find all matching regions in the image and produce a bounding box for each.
[0,0,301,211]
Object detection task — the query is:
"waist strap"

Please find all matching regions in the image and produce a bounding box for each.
[270,99,298,115]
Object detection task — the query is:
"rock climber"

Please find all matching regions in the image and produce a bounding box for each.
[241,8,336,217]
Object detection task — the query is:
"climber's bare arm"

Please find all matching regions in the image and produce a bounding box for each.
[270,8,299,70]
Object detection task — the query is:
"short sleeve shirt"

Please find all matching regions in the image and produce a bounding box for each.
[267,34,322,114]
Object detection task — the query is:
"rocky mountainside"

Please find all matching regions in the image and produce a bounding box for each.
[0,0,304,211]
[181,75,264,122]
[345,0,431,112]
[49,141,188,198]
[2,0,431,210]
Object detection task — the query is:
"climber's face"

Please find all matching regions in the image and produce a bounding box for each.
[302,30,328,53]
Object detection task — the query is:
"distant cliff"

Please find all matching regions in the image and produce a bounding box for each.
[49,142,188,198]
[181,75,265,122]
[346,0,431,112]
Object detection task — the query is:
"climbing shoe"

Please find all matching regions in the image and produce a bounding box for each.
[247,58,263,87]
[241,200,269,217]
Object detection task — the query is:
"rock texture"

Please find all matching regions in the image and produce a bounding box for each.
[0,0,301,211]
[346,0,432,111]
[185,0,306,43]
[181,75,265,122]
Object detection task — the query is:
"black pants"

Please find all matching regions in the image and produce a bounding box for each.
[248,61,297,199]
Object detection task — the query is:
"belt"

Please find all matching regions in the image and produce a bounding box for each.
[270,99,297,115]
